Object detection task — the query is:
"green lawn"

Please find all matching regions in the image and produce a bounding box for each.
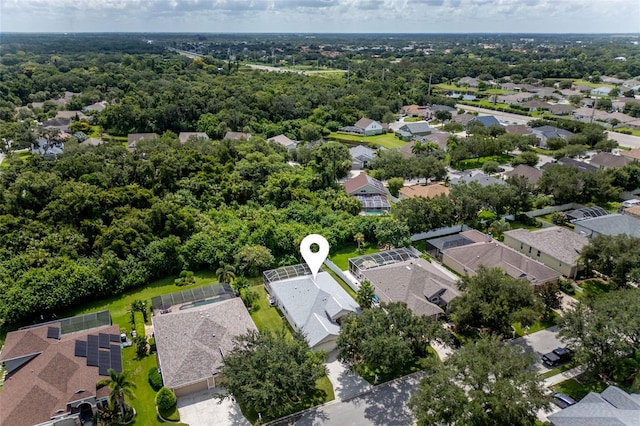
[65,270,219,327]
[0,150,30,171]
[327,132,407,149]
[249,284,287,333]
[403,116,422,122]
[552,377,608,401]
[513,312,558,338]
[571,79,617,90]
[539,363,575,380]
[329,243,379,270]
[574,279,611,300]
[454,154,514,170]
[614,127,640,136]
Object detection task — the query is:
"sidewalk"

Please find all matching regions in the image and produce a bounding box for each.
[543,365,586,387]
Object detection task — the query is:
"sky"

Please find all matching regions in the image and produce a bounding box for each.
[1,0,639,34]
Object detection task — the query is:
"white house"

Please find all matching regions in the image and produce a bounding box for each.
[354,117,384,136]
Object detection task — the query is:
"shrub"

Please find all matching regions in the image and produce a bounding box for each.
[156,387,177,412]
[148,367,163,391]
[134,335,148,359]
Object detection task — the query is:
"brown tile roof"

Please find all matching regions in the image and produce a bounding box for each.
[505,125,533,135]
[402,105,430,117]
[399,184,450,199]
[443,241,560,285]
[0,324,120,426]
[589,152,631,169]
[355,117,376,129]
[361,258,460,318]
[224,131,251,140]
[505,164,543,185]
[453,113,476,125]
[152,298,257,389]
[342,173,387,196]
[178,132,209,144]
[624,206,640,218]
[622,148,640,161]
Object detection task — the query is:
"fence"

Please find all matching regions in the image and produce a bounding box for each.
[323,259,359,293]
[410,224,472,242]
[523,203,584,218]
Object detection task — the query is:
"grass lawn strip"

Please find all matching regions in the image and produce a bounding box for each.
[551,377,608,401]
[327,131,407,149]
[513,312,558,338]
[329,243,379,270]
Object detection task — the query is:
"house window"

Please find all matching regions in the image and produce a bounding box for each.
[528,247,532,254]
[520,243,523,250]
[536,250,541,257]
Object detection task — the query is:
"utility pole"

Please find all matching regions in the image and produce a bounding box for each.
[428,74,432,97]
[590,98,597,124]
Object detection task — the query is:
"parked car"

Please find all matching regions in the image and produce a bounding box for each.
[552,392,577,409]
[542,347,571,366]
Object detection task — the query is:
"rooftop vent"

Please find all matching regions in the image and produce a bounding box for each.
[74,389,86,394]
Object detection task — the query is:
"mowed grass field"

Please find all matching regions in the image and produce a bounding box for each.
[328,131,407,149]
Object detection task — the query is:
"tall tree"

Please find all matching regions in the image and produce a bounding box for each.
[356,280,376,309]
[310,141,351,188]
[450,267,541,335]
[97,369,136,420]
[579,234,640,287]
[337,302,444,380]
[216,263,237,284]
[374,218,411,248]
[220,329,327,421]
[409,335,550,426]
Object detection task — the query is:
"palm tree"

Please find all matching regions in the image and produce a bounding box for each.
[216,263,236,284]
[97,369,136,420]
[411,141,427,156]
[354,232,365,250]
[356,280,377,309]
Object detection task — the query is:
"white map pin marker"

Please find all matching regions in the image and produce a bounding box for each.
[300,234,329,280]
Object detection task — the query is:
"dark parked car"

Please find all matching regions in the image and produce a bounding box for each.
[552,392,577,408]
[543,347,571,366]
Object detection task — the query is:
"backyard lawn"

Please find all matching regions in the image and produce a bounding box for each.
[513,312,558,338]
[552,377,608,401]
[328,132,407,149]
[574,279,611,300]
[454,154,514,170]
[329,243,379,270]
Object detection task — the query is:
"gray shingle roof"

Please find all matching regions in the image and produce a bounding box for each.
[399,122,436,135]
[503,227,588,266]
[548,386,640,426]
[267,271,359,349]
[361,258,460,317]
[574,214,640,238]
[152,297,257,389]
[451,173,507,187]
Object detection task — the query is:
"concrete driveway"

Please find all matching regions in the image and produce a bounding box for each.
[511,326,566,372]
[178,388,250,426]
[325,351,372,400]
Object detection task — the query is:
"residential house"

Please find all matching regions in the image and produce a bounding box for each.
[223,131,251,141]
[399,183,450,200]
[127,132,158,149]
[41,118,72,133]
[263,265,359,352]
[268,134,298,150]
[468,115,500,128]
[546,103,575,116]
[178,132,209,144]
[401,104,430,118]
[354,117,384,136]
[589,152,631,169]
[548,386,640,426]
[572,106,612,123]
[574,214,640,238]
[441,234,561,285]
[452,113,476,127]
[342,173,391,214]
[429,105,457,115]
[83,101,108,113]
[531,125,574,148]
[504,164,543,186]
[495,92,535,104]
[425,229,492,260]
[591,87,612,96]
[550,157,598,173]
[574,84,593,93]
[522,99,549,112]
[621,147,640,162]
[398,122,437,137]
[80,137,104,147]
[451,172,507,187]
[152,296,257,397]
[419,132,450,150]
[504,124,533,136]
[458,76,479,88]
[0,316,121,426]
[31,137,64,159]
[623,205,640,219]
[503,227,589,278]
[353,253,460,319]
[601,76,624,85]
[56,110,88,120]
[349,145,377,170]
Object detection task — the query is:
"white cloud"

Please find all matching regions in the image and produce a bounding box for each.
[1,0,638,32]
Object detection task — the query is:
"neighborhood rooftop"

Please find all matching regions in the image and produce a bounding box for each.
[503,227,589,265]
[548,386,640,426]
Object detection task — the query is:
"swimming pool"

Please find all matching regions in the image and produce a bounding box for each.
[179,296,224,310]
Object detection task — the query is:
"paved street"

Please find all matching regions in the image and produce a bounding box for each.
[287,373,420,426]
[606,131,640,149]
[455,104,531,125]
[512,326,566,373]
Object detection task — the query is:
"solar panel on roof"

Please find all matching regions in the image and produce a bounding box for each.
[109,334,120,342]
[87,352,99,367]
[99,349,110,368]
[47,327,61,339]
[110,345,123,373]
[98,364,110,376]
[99,333,110,349]
[74,340,87,357]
